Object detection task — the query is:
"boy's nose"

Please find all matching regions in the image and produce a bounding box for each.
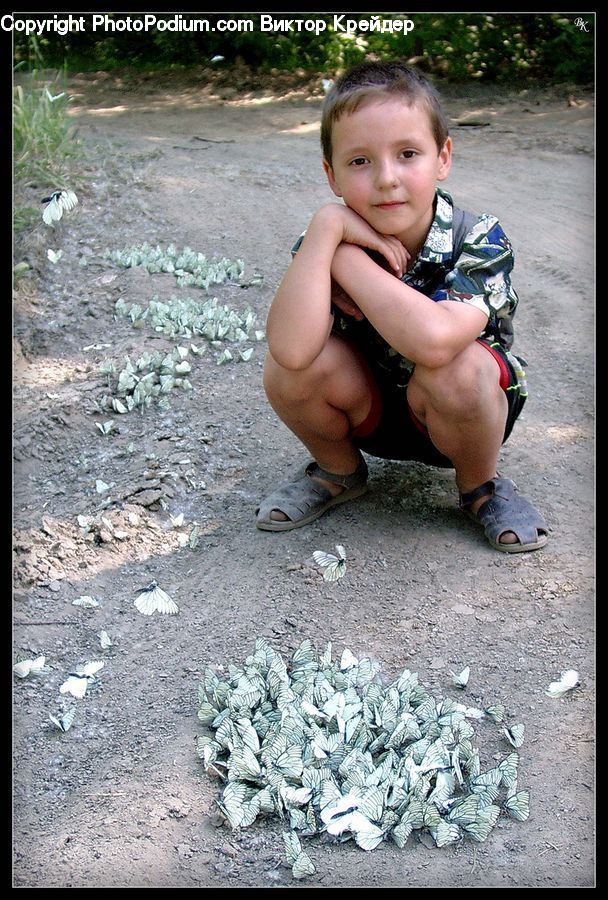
[375,160,400,189]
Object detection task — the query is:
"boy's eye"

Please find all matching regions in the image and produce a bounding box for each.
[349,157,368,167]
[400,150,417,159]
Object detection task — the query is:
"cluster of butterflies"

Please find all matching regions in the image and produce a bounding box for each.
[105,242,244,292]
[112,286,264,361]
[196,638,533,879]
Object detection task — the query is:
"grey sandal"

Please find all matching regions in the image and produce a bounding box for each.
[460,476,548,553]
[256,456,369,532]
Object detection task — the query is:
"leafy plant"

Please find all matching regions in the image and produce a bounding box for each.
[13,70,83,187]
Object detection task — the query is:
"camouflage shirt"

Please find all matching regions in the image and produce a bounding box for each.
[293,188,525,390]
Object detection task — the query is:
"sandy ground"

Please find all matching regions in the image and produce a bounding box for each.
[12,70,595,887]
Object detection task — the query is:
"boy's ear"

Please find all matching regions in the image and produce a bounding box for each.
[323,159,343,198]
[437,137,453,182]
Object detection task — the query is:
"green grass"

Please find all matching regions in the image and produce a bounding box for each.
[13,205,40,235]
[13,70,84,189]
[13,69,87,248]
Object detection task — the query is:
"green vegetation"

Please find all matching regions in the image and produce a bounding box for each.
[12,13,594,84]
[13,70,83,190]
[13,67,86,249]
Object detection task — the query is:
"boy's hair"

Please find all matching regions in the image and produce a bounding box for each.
[321,60,449,164]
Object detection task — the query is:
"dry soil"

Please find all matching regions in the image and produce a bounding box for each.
[12,69,595,888]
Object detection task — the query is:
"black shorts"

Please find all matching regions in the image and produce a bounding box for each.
[350,340,527,467]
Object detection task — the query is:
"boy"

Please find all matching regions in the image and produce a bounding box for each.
[256,60,547,553]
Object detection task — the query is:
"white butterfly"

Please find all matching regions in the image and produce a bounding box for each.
[320,793,384,848]
[463,804,501,842]
[312,544,346,582]
[433,820,462,848]
[291,850,316,880]
[279,784,313,809]
[504,789,530,821]
[42,189,78,226]
[59,661,104,698]
[450,665,470,688]
[13,655,50,679]
[485,703,505,723]
[49,707,76,733]
[282,831,316,879]
[353,823,385,851]
[454,702,485,720]
[503,723,525,748]
[546,669,579,698]
[72,595,99,608]
[47,248,63,264]
[134,580,179,616]
[99,630,113,650]
[340,647,358,670]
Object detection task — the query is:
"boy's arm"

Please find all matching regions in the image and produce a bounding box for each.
[331,243,488,368]
[266,205,407,371]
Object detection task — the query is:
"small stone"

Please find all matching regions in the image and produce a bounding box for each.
[451,602,475,615]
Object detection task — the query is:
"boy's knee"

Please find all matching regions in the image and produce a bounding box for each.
[414,344,501,410]
[263,351,321,404]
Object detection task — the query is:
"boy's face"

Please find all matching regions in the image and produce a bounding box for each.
[323,97,452,252]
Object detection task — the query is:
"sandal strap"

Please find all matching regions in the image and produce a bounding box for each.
[460,476,548,550]
[459,476,516,509]
[306,454,368,489]
[256,454,368,528]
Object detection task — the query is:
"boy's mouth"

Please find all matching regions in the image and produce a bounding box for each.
[374,201,405,210]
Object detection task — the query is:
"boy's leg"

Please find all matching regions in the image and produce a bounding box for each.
[261,335,375,524]
[260,335,546,548]
[406,340,524,546]
[407,341,506,493]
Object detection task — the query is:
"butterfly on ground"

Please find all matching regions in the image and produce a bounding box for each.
[13,655,50,679]
[47,248,63,264]
[134,580,179,616]
[282,831,316,879]
[72,595,99,608]
[546,669,579,698]
[41,189,78,226]
[450,666,470,688]
[340,647,358,670]
[485,703,505,723]
[503,723,525,748]
[319,791,384,848]
[312,545,347,582]
[59,661,104,699]
[504,789,530,821]
[99,630,113,650]
[48,707,76,733]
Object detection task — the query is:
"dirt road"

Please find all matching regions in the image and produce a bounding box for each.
[13,71,594,887]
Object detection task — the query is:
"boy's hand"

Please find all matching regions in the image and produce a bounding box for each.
[331,280,365,321]
[316,203,410,277]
